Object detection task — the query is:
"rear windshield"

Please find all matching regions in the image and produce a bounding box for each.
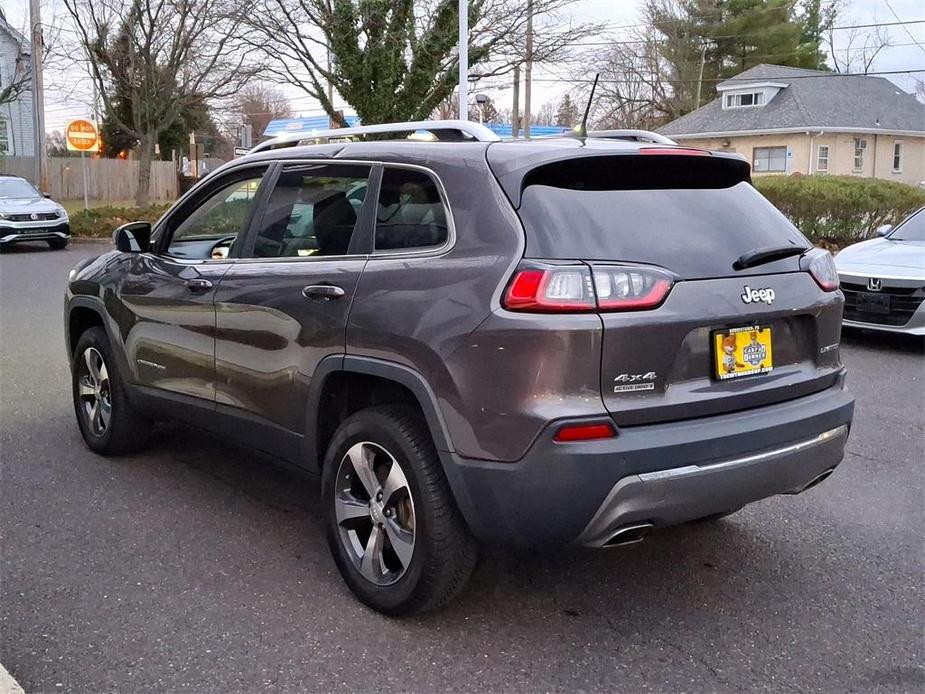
[518,156,809,279]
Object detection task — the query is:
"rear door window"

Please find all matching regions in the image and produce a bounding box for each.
[518,155,809,279]
[375,167,449,252]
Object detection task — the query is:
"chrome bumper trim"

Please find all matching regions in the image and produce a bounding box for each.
[577,424,849,547]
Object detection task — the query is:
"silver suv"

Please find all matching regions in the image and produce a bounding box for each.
[0,175,70,249]
[64,121,854,615]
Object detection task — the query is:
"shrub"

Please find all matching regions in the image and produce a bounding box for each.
[69,204,171,238]
[754,175,925,248]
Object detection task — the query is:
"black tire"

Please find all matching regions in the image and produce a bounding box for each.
[47,237,69,250]
[322,405,477,616]
[72,326,152,455]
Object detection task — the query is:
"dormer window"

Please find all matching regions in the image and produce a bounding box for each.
[724,92,764,108]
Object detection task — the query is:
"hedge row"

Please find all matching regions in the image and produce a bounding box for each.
[754,175,925,247]
[69,204,170,238]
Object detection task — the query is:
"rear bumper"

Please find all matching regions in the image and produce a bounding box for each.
[442,379,854,547]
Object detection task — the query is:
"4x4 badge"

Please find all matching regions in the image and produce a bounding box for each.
[741,285,775,305]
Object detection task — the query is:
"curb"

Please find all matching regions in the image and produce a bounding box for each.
[72,237,112,244]
[0,663,25,694]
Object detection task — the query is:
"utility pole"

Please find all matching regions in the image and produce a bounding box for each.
[29,0,48,191]
[523,0,533,139]
[695,43,706,109]
[512,64,520,139]
[458,0,468,120]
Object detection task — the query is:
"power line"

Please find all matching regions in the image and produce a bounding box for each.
[882,0,925,54]
[521,68,925,86]
[567,19,925,48]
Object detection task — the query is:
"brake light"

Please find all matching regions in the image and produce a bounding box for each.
[503,266,596,312]
[805,250,839,292]
[554,422,616,442]
[638,147,711,157]
[503,262,674,313]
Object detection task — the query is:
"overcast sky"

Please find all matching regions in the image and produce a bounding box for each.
[5,0,925,132]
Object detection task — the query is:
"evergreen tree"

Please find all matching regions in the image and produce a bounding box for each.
[555,93,580,127]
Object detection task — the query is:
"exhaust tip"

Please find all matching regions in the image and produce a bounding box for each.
[797,467,837,494]
[602,522,654,547]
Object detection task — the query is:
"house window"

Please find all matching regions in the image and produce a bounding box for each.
[724,92,764,109]
[892,141,903,172]
[816,145,829,172]
[853,138,866,172]
[753,146,787,172]
[0,118,9,154]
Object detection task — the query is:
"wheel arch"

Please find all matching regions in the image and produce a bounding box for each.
[303,355,456,474]
[66,296,135,389]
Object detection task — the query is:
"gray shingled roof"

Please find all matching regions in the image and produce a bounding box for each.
[659,64,925,136]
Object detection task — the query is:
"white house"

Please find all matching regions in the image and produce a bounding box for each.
[0,7,34,157]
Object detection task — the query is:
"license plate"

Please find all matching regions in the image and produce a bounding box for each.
[713,326,773,380]
[856,292,890,315]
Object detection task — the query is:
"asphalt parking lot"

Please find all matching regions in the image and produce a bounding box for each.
[1,243,923,693]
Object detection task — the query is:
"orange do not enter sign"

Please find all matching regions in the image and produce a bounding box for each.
[66,119,100,152]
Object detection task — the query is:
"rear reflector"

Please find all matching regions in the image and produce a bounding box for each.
[554,422,617,442]
[503,262,674,313]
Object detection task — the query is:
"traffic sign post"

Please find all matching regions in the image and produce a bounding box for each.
[65,119,100,211]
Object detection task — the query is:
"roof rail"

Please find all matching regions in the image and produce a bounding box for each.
[587,129,677,145]
[250,119,501,153]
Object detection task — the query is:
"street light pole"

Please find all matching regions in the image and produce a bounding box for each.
[29,0,48,191]
[458,0,468,120]
[523,0,533,139]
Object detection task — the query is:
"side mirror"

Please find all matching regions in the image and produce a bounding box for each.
[875,224,893,237]
[113,221,152,253]
[43,192,52,199]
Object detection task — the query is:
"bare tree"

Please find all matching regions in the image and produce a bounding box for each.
[533,99,557,126]
[62,0,261,206]
[234,83,295,142]
[826,22,892,74]
[241,0,601,125]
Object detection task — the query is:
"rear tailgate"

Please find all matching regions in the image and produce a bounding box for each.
[508,151,844,426]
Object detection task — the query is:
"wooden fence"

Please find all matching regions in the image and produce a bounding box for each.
[0,156,177,202]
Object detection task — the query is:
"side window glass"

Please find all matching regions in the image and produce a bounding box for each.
[167,175,263,259]
[251,165,370,258]
[375,168,449,251]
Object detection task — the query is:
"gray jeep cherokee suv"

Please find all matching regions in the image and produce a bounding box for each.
[65,121,854,615]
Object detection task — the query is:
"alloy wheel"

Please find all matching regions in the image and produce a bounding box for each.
[334,441,416,586]
[77,347,112,436]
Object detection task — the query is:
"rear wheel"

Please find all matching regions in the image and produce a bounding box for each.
[47,237,69,250]
[322,405,477,615]
[72,327,152,455]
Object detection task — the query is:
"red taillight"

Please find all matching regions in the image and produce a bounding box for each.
[503,262,674,313]
[503,266,596,312]
[805,249,839,292]
[638,147,711,157]
[554,422,617,442]
[592,266,674,311]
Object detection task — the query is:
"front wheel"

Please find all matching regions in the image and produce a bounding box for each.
[47,237,69,250]
[322,406,477,615]
[72,327,152,455]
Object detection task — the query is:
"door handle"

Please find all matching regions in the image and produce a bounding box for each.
[185,278,213,293]
[302,284,345,301]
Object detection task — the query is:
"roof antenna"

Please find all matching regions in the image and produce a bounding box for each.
[575,73,600,139]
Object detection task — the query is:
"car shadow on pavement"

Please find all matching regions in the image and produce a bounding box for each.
[841,327,924,354]
[141,420,786,626]
[0,242,60,254]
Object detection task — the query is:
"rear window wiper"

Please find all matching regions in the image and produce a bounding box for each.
[733,245,809,270]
